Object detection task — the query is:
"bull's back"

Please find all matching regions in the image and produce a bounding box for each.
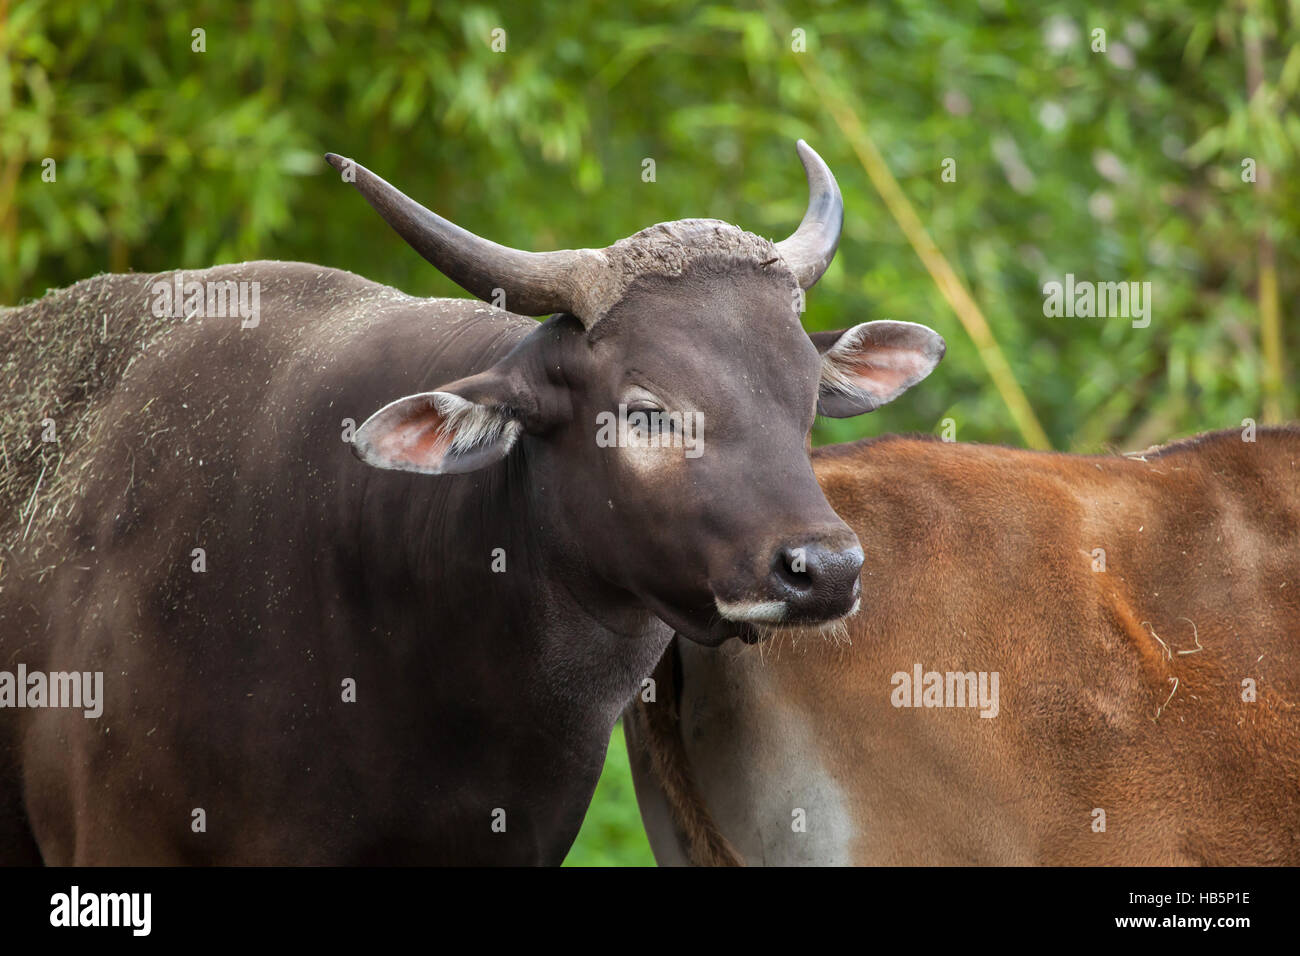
[651,430,1300,864]
[1,259,527,613]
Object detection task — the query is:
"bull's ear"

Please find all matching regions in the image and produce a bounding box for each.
[811,320,945,417]
[352,367,533,475]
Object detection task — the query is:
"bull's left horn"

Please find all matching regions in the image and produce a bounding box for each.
[774,140,844,290]
[324,152,604,319]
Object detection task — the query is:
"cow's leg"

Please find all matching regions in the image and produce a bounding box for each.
[624,640,741,866]
[624,697,692,866]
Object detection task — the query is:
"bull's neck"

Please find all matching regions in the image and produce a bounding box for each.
[362,437,669,720]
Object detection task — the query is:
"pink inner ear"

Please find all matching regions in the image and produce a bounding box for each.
[372,402,454,468]
[836,345,931,398]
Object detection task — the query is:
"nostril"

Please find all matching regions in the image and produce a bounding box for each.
[773,546,814,591]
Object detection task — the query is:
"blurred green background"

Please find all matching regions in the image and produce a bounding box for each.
[3,1,1294,864]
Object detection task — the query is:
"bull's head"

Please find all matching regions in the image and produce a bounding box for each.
[328,142,944,645]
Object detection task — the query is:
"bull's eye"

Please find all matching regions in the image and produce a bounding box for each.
[620,400,684,447]
[628,401,674,433]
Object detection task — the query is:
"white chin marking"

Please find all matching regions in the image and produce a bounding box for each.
[716,599,788,624]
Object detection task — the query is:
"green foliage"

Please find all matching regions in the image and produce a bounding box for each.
[3,0,1296,864]
[563,724,655,867]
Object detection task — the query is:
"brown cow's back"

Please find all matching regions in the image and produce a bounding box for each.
[629,430,1300,864]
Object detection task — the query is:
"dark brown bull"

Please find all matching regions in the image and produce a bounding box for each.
[627,428,1300,865]
[0,142,944,863]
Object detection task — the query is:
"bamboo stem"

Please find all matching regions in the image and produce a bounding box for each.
[1243,5,1286,423]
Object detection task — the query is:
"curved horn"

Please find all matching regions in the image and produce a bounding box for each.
[774,140,844,289]
[325,153,599,318]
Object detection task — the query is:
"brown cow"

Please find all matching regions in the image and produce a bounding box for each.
[627,427,1300,865]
